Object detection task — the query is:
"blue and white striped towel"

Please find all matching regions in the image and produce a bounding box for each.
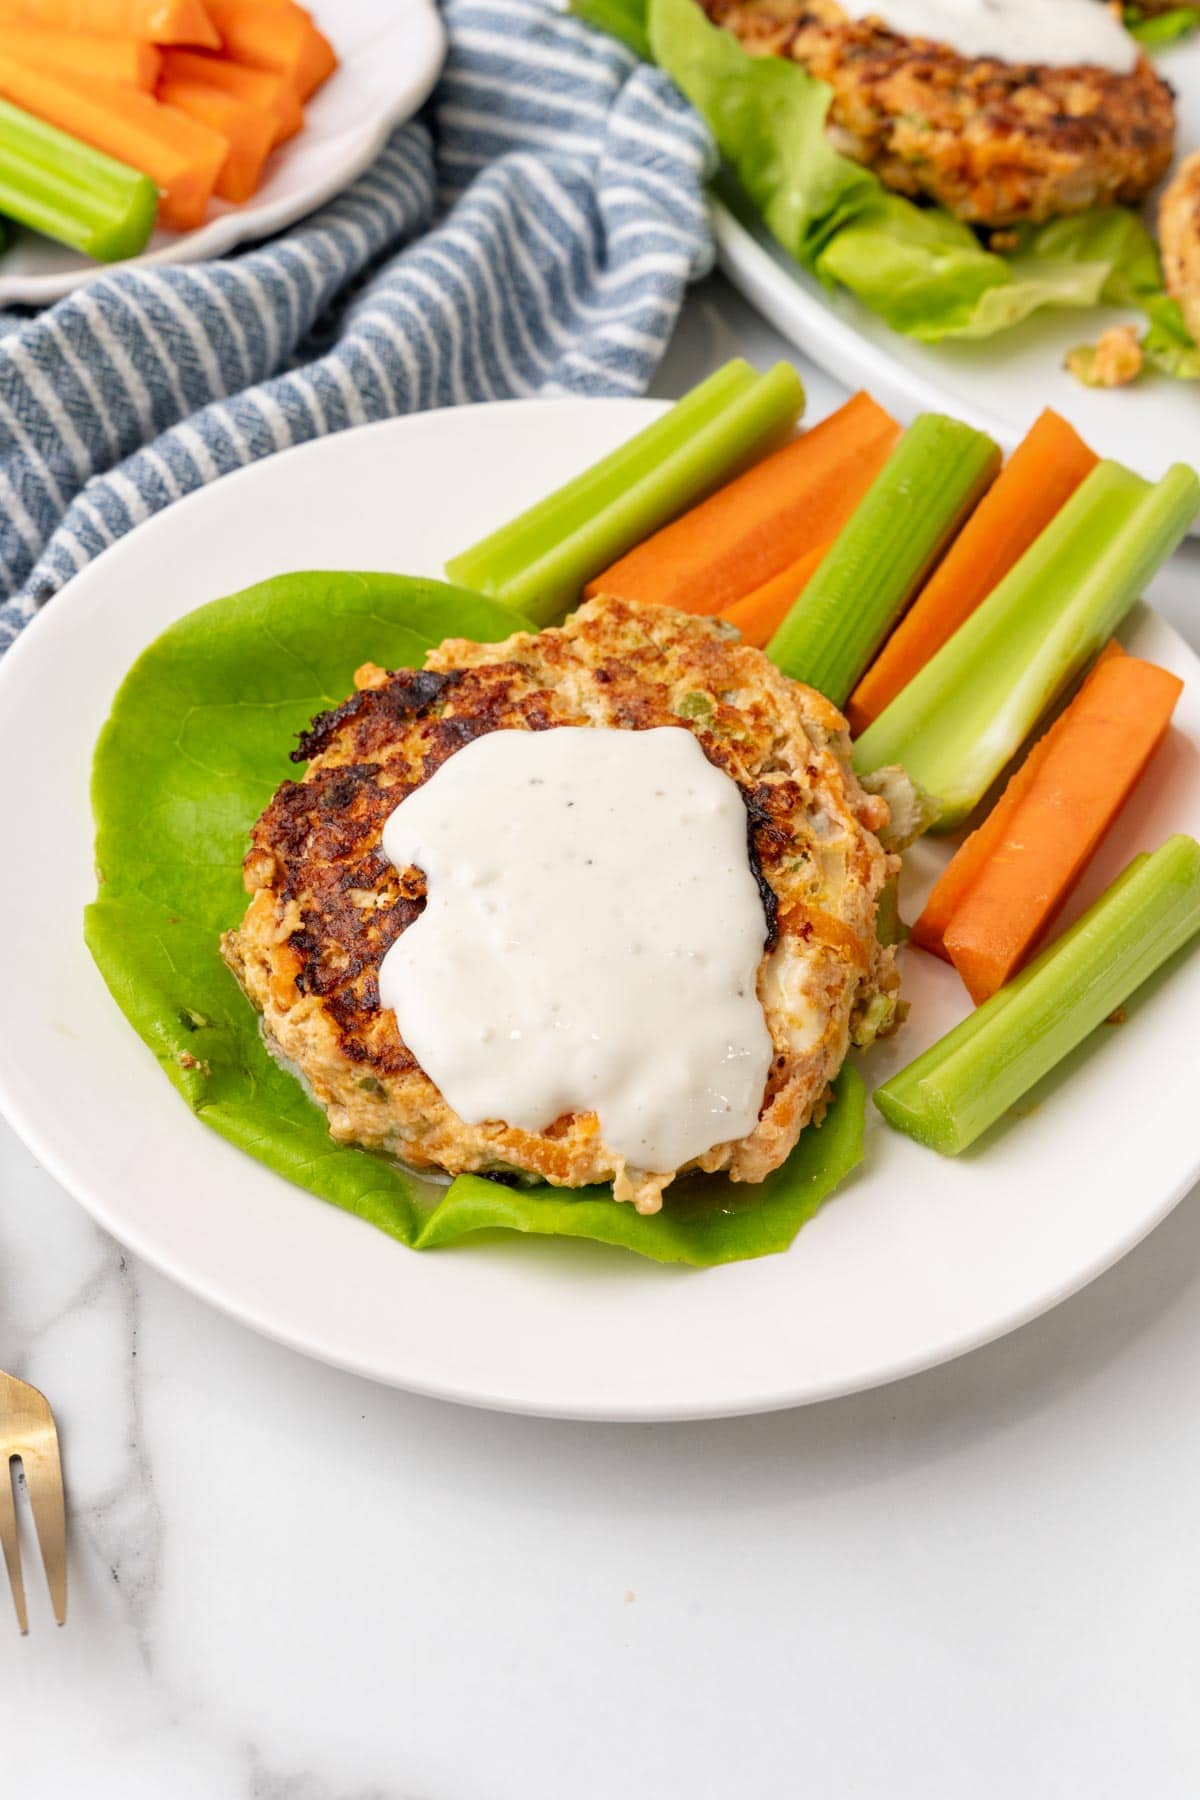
[0,0,715,654]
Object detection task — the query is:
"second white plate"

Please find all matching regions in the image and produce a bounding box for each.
[0,0,445,305]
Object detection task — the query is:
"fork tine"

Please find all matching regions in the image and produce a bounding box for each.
[22,1432,67,1627]
[0,1373,66,1630]
[0,1454,28,1635]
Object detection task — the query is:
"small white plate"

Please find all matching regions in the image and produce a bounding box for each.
[0,398,1196,1421]
[715,34,1200,474]
[0,0,445,305]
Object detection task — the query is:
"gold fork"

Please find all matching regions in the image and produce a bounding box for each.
[0,1371,66,1633]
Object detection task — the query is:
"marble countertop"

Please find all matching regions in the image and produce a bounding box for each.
[5,275,1200,1799]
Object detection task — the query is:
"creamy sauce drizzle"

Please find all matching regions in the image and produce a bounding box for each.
[838,0,1138,72]
[378,726,774,1175]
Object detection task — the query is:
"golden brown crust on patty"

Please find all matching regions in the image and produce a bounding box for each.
[1160,147,1200,345]
[222,597,898,1212]
[701,0,1176,227]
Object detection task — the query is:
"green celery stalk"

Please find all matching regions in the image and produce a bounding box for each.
[875,875,907,948]
[0,97,157,261]
[445,359,805,624]
[875,835,1200,1155]
[766,413,999,706]
[449,361,758,593]
[854,460,1200,829]
[1125,6,1200,48]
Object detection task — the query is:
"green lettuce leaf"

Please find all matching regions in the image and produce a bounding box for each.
[1050,208,1200,380]
[87,569,865,1266]
[1141,298,1200,378]
[626,0,1199,368]
[1125,6,1200,48]
[817,201,1130,342]
[572,0,652,59]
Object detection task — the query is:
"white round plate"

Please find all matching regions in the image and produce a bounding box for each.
[715,34,1200,474]
[0,399,1197,1421]
[0,0,444,305]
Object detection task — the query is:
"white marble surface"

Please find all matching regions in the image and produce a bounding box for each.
[4,275,1200,1798]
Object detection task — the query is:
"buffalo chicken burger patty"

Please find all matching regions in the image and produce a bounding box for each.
[222,597,900,1214]
[700,0,1176,228]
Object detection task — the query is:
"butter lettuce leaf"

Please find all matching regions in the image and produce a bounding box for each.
[587,0,1199,368]
[87,569,865,1267]
[1125,6,1200,48]
[816,200,1130,342]
[1044,208,1200,379]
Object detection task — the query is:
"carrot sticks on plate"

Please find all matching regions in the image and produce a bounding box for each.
[0,60,228,228]
[847,408,1098,734]
[0,0,220,46]
[914,645,1184,1002]
[586,391,900,617]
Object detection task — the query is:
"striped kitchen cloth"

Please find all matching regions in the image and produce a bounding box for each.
[0,0,715,654]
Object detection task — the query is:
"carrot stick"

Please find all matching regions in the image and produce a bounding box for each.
[846,409,1098,735]
[0,24,161,88]
[203,0,337,99]
[943,652,1184,1004]
[0,60,227,228]
[584,391,900,616]
[158,73,273,201]
[912,727,1062,961]
[159,47,302,145]
[911,642,1128,962]
[718,542,829,647]
[0,0,220,45]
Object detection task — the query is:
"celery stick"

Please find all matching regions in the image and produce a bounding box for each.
[875,835,1200,1155]
[450,361,757,593]
[0,97,156,261]
[854,460,1200,829]
[876,875,907,948]
[766,414,999,706]
[445,360,806,624]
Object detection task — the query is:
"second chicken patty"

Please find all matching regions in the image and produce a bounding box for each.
[701,0,1176,227]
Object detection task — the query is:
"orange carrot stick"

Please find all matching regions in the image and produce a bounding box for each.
[0,23,161,87]
[584,391,901,616]
[159,47,302,144]
[718,542,829,647]
[943,652,1184,1004]
[0,0,219,45]
[911,642,1128,962]
[203,0,336,99]
[912,729,1062,961]
[158,72,274,201]
[846,409,1098,735]
[0,59,227,228]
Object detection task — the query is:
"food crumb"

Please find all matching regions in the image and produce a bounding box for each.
[1066,325,1144,389]
[1105,1005,1129,1026]
[624,1589,636,1606]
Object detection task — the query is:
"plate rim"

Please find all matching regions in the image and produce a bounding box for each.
[2,1039,1197,1421]
[0,0,446,306]
[0,397,1197,1422]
